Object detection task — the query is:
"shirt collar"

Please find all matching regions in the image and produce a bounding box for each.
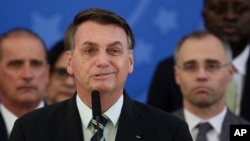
[184,106,227,134]
[0,101,44,135]
[76,93,123,128]
[233,44,250,75]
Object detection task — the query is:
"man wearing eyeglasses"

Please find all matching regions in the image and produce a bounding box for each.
[147,0,250,122]
[172,30,249,141]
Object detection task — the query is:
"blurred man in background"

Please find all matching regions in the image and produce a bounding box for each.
[0,28,49,141]
[147,0,250,121]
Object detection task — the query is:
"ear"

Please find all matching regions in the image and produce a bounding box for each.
[66,51,73,75]
[174,66,180,85]
[128,50,134,74]
[228,64,235,82]
[45,64,50,84]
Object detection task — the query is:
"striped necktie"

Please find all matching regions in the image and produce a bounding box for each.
[91,114,109,141]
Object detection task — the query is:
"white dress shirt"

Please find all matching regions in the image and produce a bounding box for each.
[0,101,44,136]
[184,106,227,141]
[76,94,123,141]
[232,45,249,115]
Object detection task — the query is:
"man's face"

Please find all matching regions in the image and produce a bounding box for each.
[67,21,134,95]
[0,34,49,106]
[175,35,234,108]
[202,0,250,44]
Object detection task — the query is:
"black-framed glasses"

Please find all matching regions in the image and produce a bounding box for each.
[176,61,231,73]
[52,68,73,80]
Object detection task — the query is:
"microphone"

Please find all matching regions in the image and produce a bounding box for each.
[91,90,101,117]
[91,90,101,140]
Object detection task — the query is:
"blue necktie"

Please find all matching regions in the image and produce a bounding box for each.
[91,115,109,141]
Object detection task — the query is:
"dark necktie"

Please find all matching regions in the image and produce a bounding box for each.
[196,122,212,141]
[91,115,109,141]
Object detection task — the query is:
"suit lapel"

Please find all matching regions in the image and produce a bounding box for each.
[240,49,250,120]
[61,94,84,141]
[0,112,8,141]
[172,109,185,120]
[220,110,233,141]
[115,91,144,141]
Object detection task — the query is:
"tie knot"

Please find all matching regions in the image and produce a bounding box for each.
[198,122,212,134]
[91,114,109,130]
[196,122,213,141]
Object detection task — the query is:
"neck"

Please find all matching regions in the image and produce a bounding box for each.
[184,100,225,120]
[2,100,41,117]
[79,89,123,113]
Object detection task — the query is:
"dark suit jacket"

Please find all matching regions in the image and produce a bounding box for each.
[9,92,192,141]
[0,112,8,141]
[172,108,249,141]
[147,57,182,112]
[147,53,250,121]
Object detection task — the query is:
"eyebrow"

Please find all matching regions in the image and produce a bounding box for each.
[82,41,123,47]
[82,41,98,47]
[182,59,221,65]
[205,59,220,64]
[183,60,196,65]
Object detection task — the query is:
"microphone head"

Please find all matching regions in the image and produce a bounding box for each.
[91,90,101,117]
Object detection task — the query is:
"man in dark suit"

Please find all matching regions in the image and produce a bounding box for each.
[9,8,192,141]
[147,0,250,121]
[172,30,249,141]
[0,28,49,141]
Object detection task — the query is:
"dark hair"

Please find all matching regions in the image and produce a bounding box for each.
[64,8,135,52]
[174,30,232,63]
[0,28,48,61]
[48,39,65,73]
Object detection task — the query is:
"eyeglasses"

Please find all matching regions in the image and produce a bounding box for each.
[176,61,231,73]
[52,68,73,80]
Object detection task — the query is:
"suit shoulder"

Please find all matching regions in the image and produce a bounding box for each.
[18,99,72,122]
[157,56,174,67]
[134,101,187,125]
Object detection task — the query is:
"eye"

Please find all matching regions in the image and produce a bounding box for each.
[183,63,197,72]
[108,47,122,56]
[235,5,250,14]
[84,48,94,54]
[205,62,220,71]
[31,60,43,67]
[8,60,22,68]
[209,4,227,14]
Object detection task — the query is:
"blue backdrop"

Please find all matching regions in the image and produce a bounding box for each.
[1,0,204,103]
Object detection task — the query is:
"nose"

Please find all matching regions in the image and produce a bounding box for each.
[223,7,237,21]
[94,51,110,68]
[196,67,208,81]
[21,64,34,80]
